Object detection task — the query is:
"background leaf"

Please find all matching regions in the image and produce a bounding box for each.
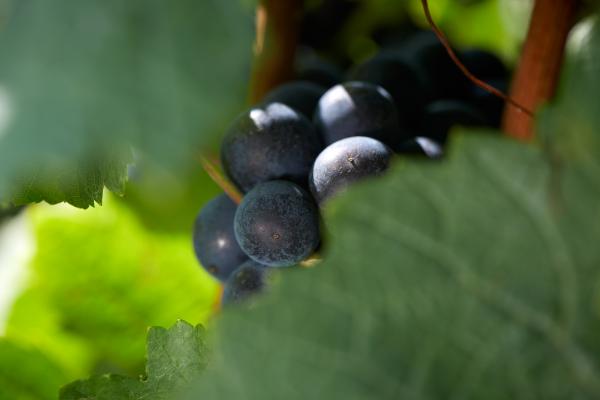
[337,0,528,65]
[60,321,207,400]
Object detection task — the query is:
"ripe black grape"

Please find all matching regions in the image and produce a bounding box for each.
[402,32,467,99]
[314,81,401,146]
[420,100,487,144]
[262,81,326,118]
[466,78,508,127]
[299,0,359,55]
[460,49,508,81]
[221,103,323,193]
[295,51,343,88]
[234,180,320,267]
[395,136,443,159]
[193,194,248,282]
[348,53,428,129]
[310,136,393,205]
[222,260,272,305]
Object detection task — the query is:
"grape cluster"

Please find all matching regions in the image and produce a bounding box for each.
[193,31,508,305]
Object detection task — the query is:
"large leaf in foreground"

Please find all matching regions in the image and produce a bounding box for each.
[60,321,207,400]
[182,131,600,400]
[0,0,252,207]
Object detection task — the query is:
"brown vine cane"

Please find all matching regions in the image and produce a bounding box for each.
[248,0,303,104]
[502,0,580,140]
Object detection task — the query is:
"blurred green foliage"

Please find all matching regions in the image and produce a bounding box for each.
[119,156,221,233]
[337,0,531,65]
[0,340,68,400]
[408,0,532,60]
[1,196,218,398]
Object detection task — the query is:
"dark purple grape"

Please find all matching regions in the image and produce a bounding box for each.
[420,100,487,145]
[461,49,508,81]
[466,78,508,128]
[193,194,248,282]
[370,22,422,50]
[401,31,467,100]
[348,53,427,129]
[221,103,323,193]
[395,137,443,159]
[299,0,358,54]
[222,260,273,306]
[262,81,326,118]
[310,136,393,205]
[234,181,320,267]
[315,81,401,146]
[295,49,344,88]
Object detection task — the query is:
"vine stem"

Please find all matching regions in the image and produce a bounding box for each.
[502,0,580,140]
[420,0,534,118]
[197,155,243,205]
[212,285,224,312]
[247,0,304,104]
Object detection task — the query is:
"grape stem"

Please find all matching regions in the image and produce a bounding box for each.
[502,0,580,140]
[248,0,304,104]
[198,155,243,205]
[420,0,534,120]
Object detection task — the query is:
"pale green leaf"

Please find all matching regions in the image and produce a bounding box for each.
[59,321,207,400]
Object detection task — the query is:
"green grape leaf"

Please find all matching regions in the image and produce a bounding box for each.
[179,132,600,400]
[0,0,252,208]
[59,321,208,400]
[57,375,144,400]
[144,321,209,394]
